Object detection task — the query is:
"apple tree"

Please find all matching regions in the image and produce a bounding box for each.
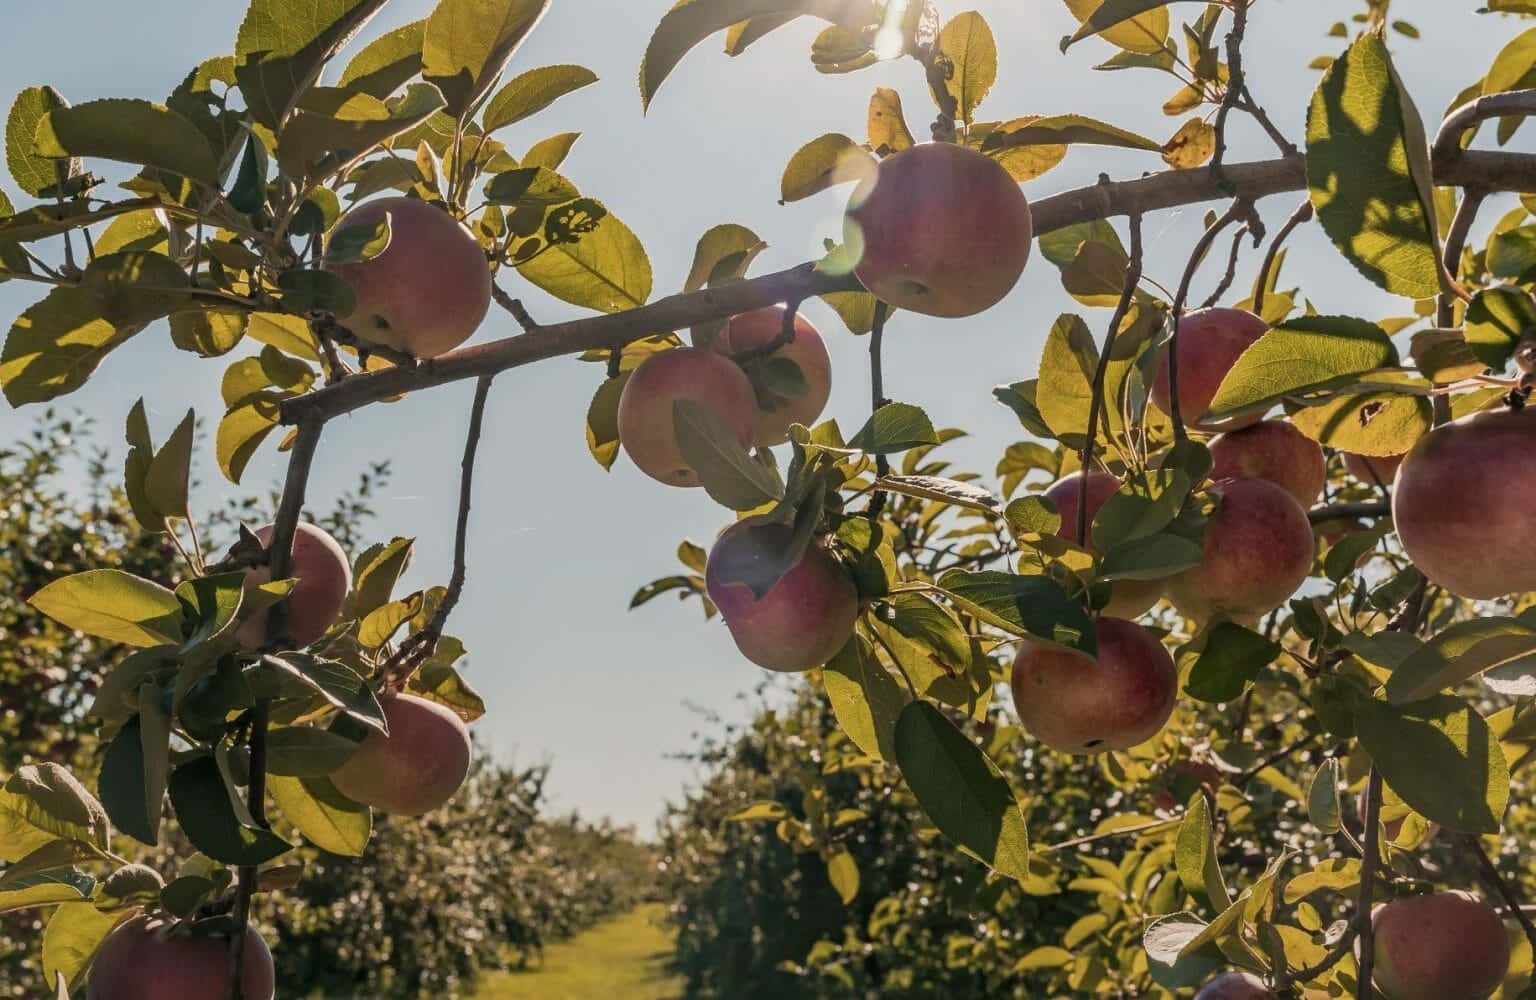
[3,0,1536,997]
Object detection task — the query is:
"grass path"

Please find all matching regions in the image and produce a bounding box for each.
[472,903,683,999]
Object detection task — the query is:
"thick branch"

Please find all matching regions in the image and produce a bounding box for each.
[280,150,1536,426]
[1439,189,1487,329]
[1433,89,1536,173]
[1355,770,1384,1000]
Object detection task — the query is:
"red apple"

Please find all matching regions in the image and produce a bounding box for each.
[617,347,759,487]
[713,306,833,446]
[1372,892,1510,1000]
[1044,471,1163,619]
[1194,972,1275,999]
[705,520,860,673]
[1344,451,1404,487]
[323,196,491,359]
[330,693,472,815]
[88,915,274,1000]
[234,522,353,650]
[1393,407,1536,598]
[1209,420,1326,508]
[1151,308,1269,432]
[1168,477,1314,623]
[843,142,1032,318]
[1010,617,1177,753]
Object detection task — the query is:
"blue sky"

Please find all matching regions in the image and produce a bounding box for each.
[0,1,1524,831]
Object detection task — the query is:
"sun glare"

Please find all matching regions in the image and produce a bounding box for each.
[873,0,910,60]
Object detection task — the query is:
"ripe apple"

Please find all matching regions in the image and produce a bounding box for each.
[713,306,833,446]
[1372,892,1510,1000]
[234,522,353,650]
[1209,420,1327,508]
[323,196,492,359]
[87,915,274,1000]
[704,519,860,673]
[617,347,758,487]
[1151,308,1269,432]
[1194,972,1275,1000]
[843,142,1032,318]
[1394,407,1536,598]
[1168,477,1314,624]
[1010,617,1177,753]
[1344,451,1404,486]
[330,693,472,815]
[1044,471,1163,619]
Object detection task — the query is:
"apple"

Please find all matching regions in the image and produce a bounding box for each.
[704,519,860,672]
[323,196,492,359]
[1044,471,1163,619]
[1209,420,1327,508]
[1010,617,1177,753]
[843,142,1032,318]
[1344,451,1404,487]
[617,347,759,487]
[713,306,833,446]
[1151,308,1269,432]
[330,693,472,815]
[1194,972,1275,1000]
[1168,477,1314,624]
[1394,407,1536,599]
[1372,892,1510,1000]
[234,522,353,650]
[88,915,274,1000]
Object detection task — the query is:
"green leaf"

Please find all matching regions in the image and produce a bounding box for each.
[876,475,1001,515]
[1176,792,1231,911]
[42,902,125,992]
[1185,622,1279,703]
[358,597,419,649]
[1306,32,1444,299]
[268,774,371,856]
[1351,692,1509,834]
[98,716,163,847]
[522,131,580,170]
[1386,618,1536,705]
[1,250,201,406]
[28,569,184,647]
[1206,315,1396,423]
[980,113,1162,152]
[639,0,879,109]
[422,0,552,119]
[235,0,390,130]
[347,536,415,620]
[779,132,875,203]
[0,764,111,863]
[482,64,598,132]
[672,398,784,510]
[217,392,285,485]
[1061,0,1174,54]
[7,86,73,197]
[35,99,216,184]
[936,570,1095,654]
[1307,758,1342,835]
[826,849,859,904]
[848,402,940,455]
[254,654,386,734]
[144,409,194,521]
[168,756,292,866]
[727,801,790,822]
[880,592,970,671]
[894,701,1029,880]
[1092,469,1193,550]
[0,871,95,915]
[823,635,908,760]
[935,12,997,123]
[278,83,448,180]
[264,726,362,777]
[1289,383,1431,458]
[170,311,247,358]
[407,657,486,722]
[246,311,322,361]
[684,223,767,294]
[337,19,428,99]
[0,841,101,890]
[1099,534,1202,582]
[1465,286,1536,371]
[517,212,652,312]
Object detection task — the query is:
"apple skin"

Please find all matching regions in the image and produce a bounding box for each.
[843,142,1032,318]
[704,520,860,673]
[1194,972,1275,1000]
[1044,471,1163,619]
[323,196,491,359]
[1392,407,1536,598]
[1168,477,1314,624]
[617,347,759,487]
[1009,617,1177,754]
[713,306,833,446]
[87,915,274,1000]
[1344,451,1404,486]
[1209,420,1327,508]
[1151,308,1269,432]
[234,522,353,650]
[330,693,472,815]
[1372,892,1510,1000]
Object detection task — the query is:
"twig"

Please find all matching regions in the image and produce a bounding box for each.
[1200,224,1249,310]
[224,699,269,1000]
[1236,734,1319,788]
[1041,816,1181,853]
[1209,0,1250,188]
[1464,834,1536,960]
[1168,199,1253,439]
[491,283,540,331]
[1079,211,1144,545]
[312,314,418,370]
[1438,189,1487,329]
[865,301,892,521]
[1237,89,1300,159]
[381,375,494,689]
[1355,769,1384,1000]
[1307,500,1390,524]
[731,300,803,364]
[1252,199,1313,316]
[1432,88,1536,174]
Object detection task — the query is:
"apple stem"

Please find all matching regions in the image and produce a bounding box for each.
[1251,199,1313,317]
[1198,223,1250,310]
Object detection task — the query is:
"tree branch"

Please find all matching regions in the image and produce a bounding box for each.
[1355,769,1384,1000]
[865,301,891,521]
[1079,211,1143,544]
[279,150,1536,427]
[1252,199,1312,317]
[1464,834,1536,961]
[1307,500,1390,524]
[1432,88,1536,174]
[1438,189,1487,329]
[1209,0,1250,187]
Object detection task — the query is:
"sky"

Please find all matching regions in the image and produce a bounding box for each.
[0,1,1527,832]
